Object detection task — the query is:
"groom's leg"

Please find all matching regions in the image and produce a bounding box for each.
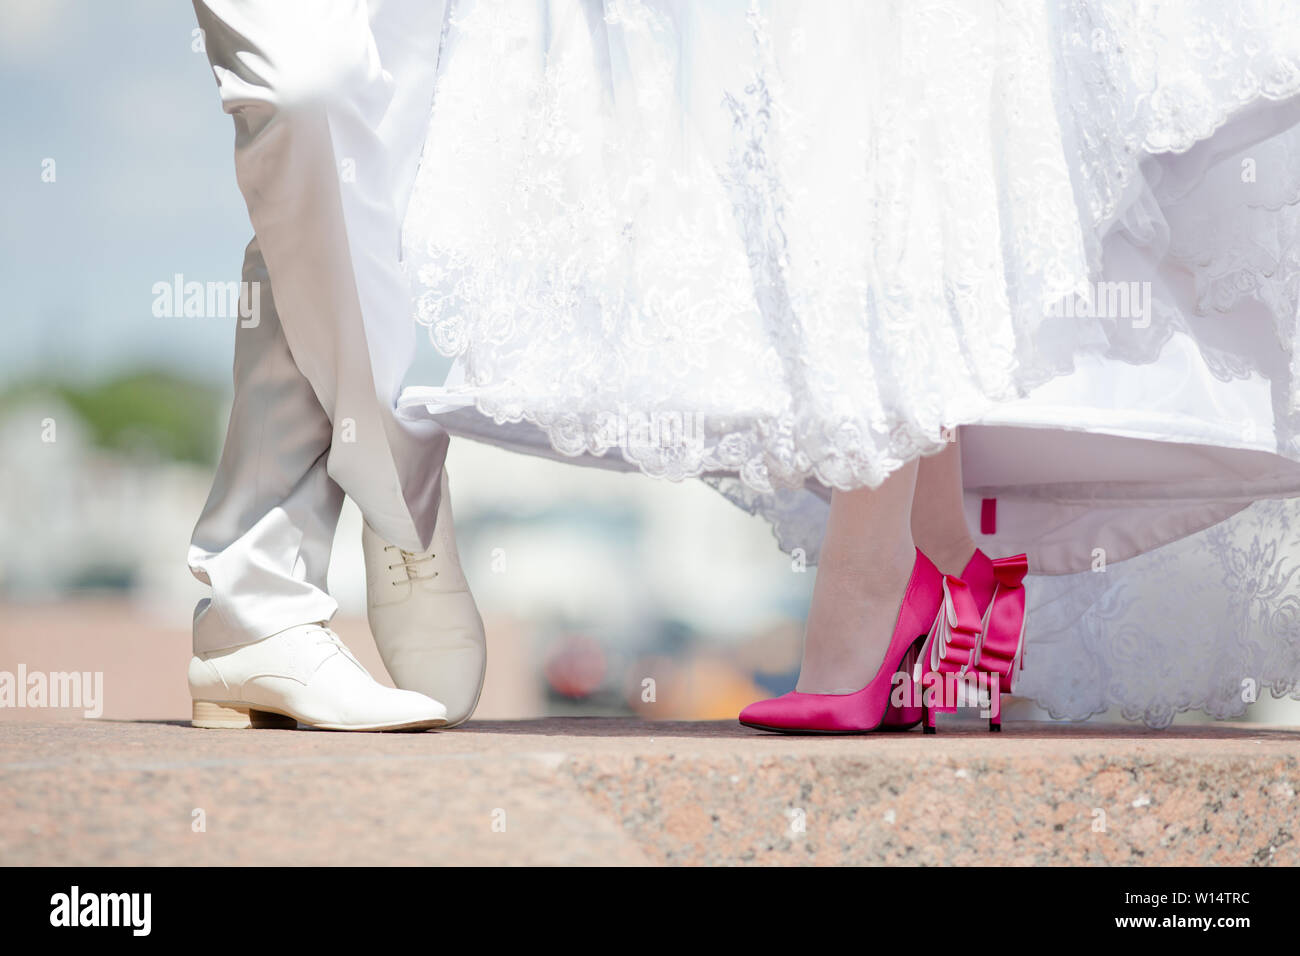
[189,241,342,652]
[188,0,450,651]
[186,238,447,730]
[192,0,449,555]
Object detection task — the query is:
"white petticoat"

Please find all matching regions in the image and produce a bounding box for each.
[397,0,1300,726]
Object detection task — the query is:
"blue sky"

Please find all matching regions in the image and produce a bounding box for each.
[0,0,448,390]
[2,0,250,386]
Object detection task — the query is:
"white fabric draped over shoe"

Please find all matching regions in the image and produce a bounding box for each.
[187,0,453,653]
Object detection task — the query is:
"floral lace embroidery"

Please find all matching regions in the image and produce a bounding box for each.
[399,0,1300,727]
[403,0,1300,496]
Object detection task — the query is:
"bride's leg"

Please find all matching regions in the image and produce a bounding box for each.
[797,460,918,694]
[911,436,977,576]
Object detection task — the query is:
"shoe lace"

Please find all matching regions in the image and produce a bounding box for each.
[384,545,438,586]
[311,626,367,674]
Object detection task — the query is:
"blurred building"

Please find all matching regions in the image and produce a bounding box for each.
[0,375,813,720]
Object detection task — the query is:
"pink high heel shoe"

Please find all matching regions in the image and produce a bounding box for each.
[913,573,985,733]
[882,548,1029,732]
[738,550,981,734]
[964,549,1028,732]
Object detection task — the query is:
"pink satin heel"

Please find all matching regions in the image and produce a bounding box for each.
[914,573,984,734]
[881,547,1029,732]
[877,638,925,732]
[739,550,970,734]
[964,550,1029,732]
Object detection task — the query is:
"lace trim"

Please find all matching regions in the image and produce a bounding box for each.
[402,0,1300,494]
[1015,499,1300,727]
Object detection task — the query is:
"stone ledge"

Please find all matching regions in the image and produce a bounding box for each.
[1,719,1296,865]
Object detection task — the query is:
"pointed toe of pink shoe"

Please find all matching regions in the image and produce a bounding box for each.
[738,694,800,731]
[739,692,868,733]
[738,550,948,735]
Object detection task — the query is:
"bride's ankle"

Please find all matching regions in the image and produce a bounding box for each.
[817,545,913,594]
[918,537,976,577]
[795,550,916,695]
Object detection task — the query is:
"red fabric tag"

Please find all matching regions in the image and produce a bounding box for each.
[980,497,997,535]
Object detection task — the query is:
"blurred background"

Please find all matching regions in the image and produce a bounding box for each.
[1,1,1295,727]
[0,0,812,722]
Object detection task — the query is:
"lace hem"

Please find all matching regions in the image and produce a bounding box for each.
[403,0,1300,498]
[1013,498,1300,727]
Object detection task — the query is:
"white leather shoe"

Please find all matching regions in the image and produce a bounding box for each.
[189,623,448,731]
[364,469,486,727]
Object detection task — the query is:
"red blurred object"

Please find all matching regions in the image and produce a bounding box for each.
[544,634,607,699]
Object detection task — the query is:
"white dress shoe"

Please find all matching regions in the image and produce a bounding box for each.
[364,469,486,727]
[189,623,448,731]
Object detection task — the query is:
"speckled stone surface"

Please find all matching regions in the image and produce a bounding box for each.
[2,719,1296,865]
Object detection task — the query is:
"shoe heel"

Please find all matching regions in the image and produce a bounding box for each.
[987,676,1003,732]
[192,700,297,730]
[922,703,937,735]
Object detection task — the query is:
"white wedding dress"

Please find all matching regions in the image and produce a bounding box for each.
[396,0,1300,726]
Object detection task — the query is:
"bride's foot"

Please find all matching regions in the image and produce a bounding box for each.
[793,464,921,695]
[911,440,977,576]
[738,549,948,734]
[921,536,977,578]
[795,543,915,694]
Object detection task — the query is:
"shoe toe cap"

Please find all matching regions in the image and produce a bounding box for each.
[390,687,448,725]
[738,695,798,729]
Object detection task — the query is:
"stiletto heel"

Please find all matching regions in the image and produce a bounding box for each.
[875,548,1031,734]
[964,551,1029,734]
[880,636,926,732]
[911,574,983,735]
[988,681,1002,731]
[739,550,964,734]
